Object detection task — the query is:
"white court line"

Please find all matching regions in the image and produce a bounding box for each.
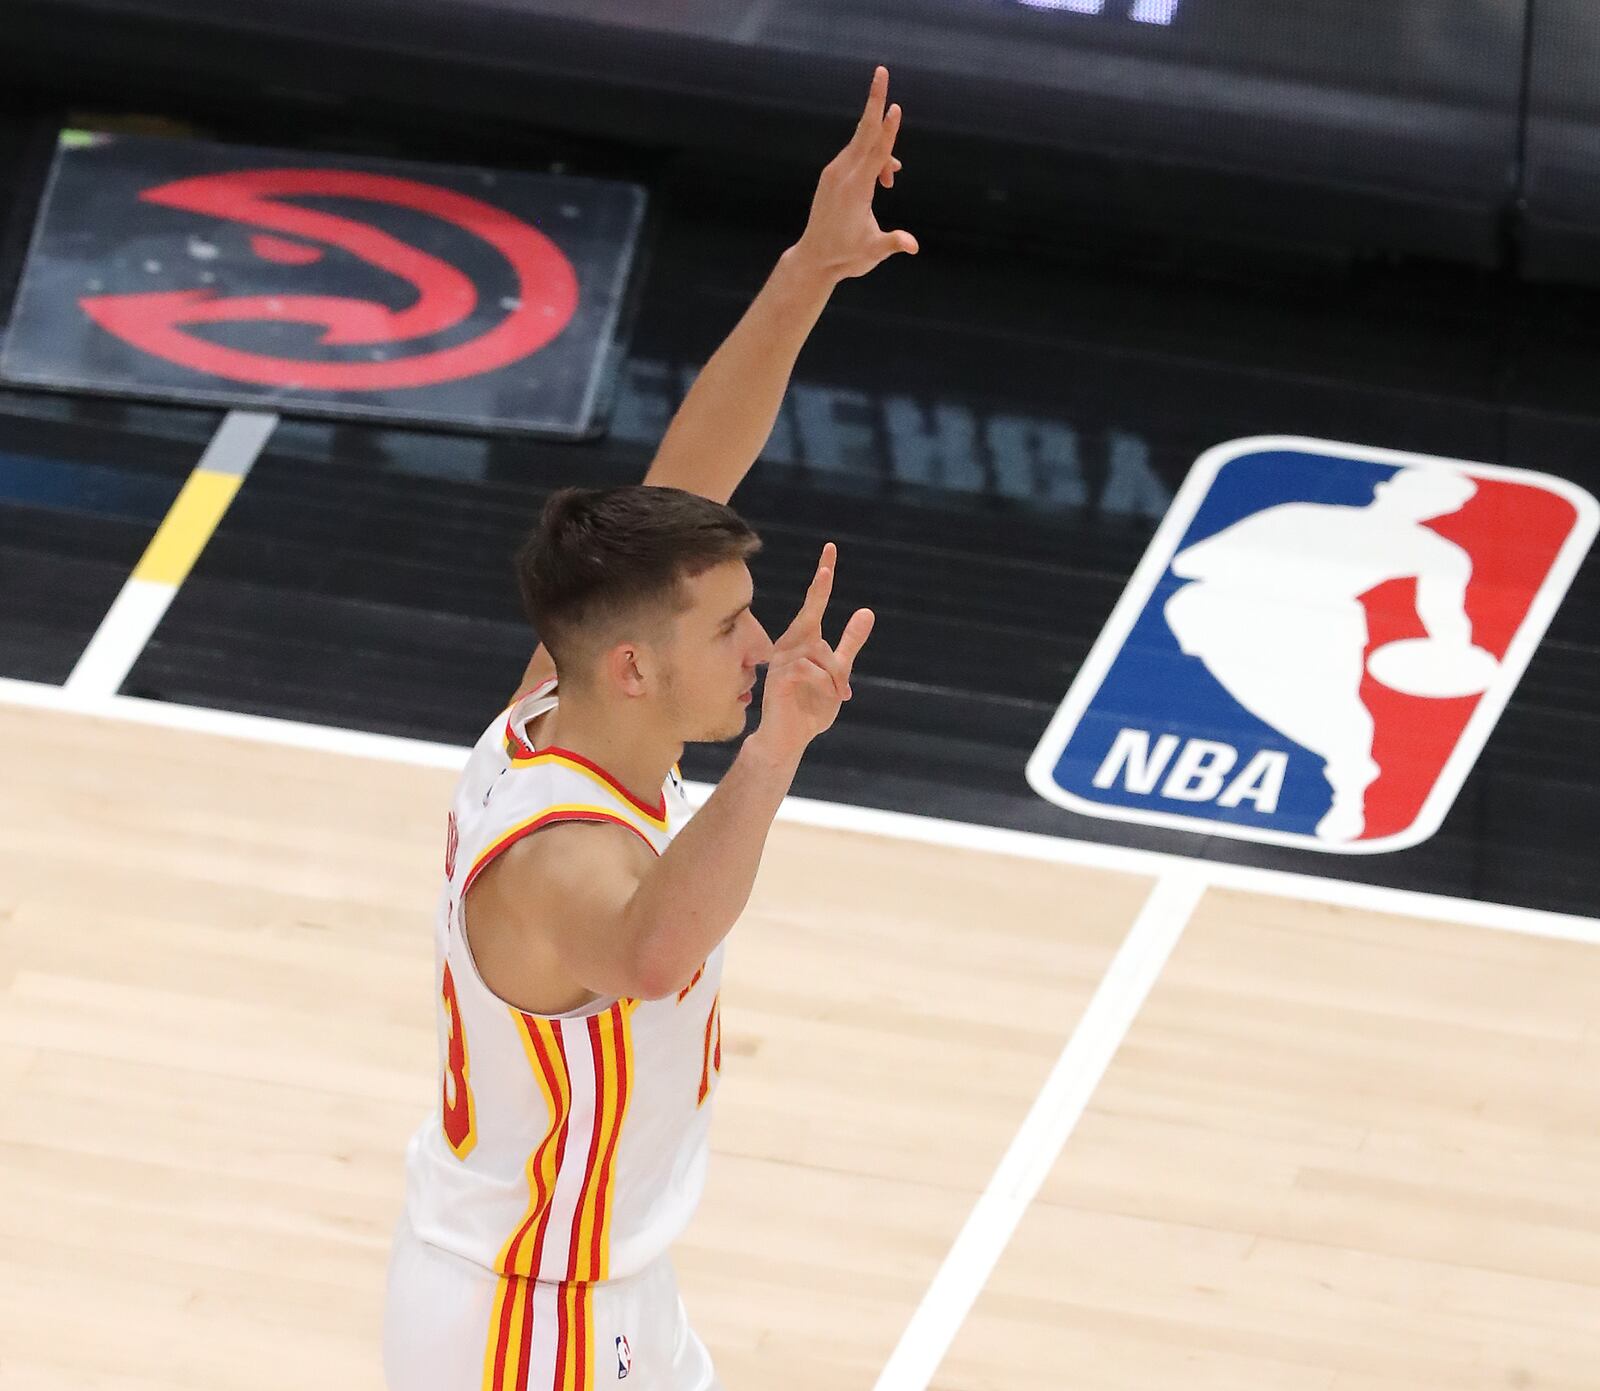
[62,578,180,698]
[62,410,277,698]
[873,871,1206,1391]
[0,674,1596,947]
[1,674,1596,1391]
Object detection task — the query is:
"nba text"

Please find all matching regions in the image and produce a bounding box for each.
[1092,728,1286,811]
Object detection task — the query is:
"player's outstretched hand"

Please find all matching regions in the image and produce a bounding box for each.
[757,542,875,759]
[790,65,919,284]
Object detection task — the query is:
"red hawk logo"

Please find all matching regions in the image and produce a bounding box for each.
[78,168,578,389]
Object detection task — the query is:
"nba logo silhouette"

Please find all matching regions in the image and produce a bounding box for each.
[1027,436,1597,852]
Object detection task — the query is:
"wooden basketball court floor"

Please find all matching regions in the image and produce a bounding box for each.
[0,676,1596,1391]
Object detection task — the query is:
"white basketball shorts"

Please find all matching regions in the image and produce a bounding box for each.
[383,1211,721,1391]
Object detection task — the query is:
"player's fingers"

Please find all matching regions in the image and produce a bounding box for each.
[777,654,835,699]
[834,607,876,674]
[879,229,918,257]
[880,155,902,190]
[778,543,837,647]
[851,65,889,151]
[801,542,837,625]
[802,638,852,699]
[880,102,903,158]
[851,67,889,159]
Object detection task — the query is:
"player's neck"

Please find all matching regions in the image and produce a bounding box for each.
[536,700,680,810]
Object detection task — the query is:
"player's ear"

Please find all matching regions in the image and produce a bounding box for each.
[602,641,649,698]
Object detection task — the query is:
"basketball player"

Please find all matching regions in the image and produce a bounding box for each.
[1163,466,1479,841]
[383,66,915,1391]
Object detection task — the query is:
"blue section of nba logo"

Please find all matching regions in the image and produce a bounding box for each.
[1049,448,1402,835]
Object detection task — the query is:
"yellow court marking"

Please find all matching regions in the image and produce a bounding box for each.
[131,469,244,587]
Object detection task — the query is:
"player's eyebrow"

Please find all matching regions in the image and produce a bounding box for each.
[719,601,752,629]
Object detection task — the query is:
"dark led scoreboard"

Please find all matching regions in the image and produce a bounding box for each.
[2,0,1598,277]
[439,0,1526,258]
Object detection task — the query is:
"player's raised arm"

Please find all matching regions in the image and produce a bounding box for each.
[513,67,912,702]
[641,63,916,505]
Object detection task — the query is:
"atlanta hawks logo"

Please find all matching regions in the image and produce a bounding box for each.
[77,168,579,389]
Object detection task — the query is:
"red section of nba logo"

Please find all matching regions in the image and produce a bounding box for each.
[1357,476,1580,840]
[445,810,460,880]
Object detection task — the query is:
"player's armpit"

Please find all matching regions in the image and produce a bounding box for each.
[473,819,670,1011]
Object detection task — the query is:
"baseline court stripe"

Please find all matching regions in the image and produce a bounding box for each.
[64,410,276,696]
[5,677,1588,948]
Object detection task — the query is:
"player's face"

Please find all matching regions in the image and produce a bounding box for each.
[664,560,773,742]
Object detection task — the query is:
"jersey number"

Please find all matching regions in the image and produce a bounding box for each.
[441,959,478,1159]
[698,992,722,1107]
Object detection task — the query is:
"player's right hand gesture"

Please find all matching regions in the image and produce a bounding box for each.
[757,543,874,758]
[790,65,918,285]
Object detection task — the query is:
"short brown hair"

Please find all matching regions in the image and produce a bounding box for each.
[515,485,762,678]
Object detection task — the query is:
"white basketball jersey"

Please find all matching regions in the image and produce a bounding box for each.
[402,678,724,1285]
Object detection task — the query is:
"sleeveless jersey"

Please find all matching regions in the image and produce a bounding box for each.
[401,677,724,1285]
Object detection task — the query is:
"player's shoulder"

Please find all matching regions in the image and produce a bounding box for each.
[472,818,651,945]
[495,813,656,887]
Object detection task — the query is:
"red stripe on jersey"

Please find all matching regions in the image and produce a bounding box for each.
[587,1004,631,1278]
[497,1021,569,1278]
[553,1281,572,1391]
[565,1014,611,1281]
[525,1025,574,1280]
[573,1281,591,1391]
[536,745,667,822]
[491,1277,528,1391]
[513,1276,535,1391]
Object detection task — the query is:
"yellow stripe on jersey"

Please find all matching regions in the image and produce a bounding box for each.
[556,1280,593,1391]
[558,1282,577,1391]
[505,751,670,832]
[482,1014,574,1391]
[591,1000,638,1281]
[566,1004,633,1282]
[499,1013,572,1279]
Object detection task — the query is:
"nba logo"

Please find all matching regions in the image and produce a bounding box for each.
[616,1334,631,1379]
[1027,436,1597,853]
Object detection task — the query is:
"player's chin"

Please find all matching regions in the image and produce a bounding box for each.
[714,702,751,743]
